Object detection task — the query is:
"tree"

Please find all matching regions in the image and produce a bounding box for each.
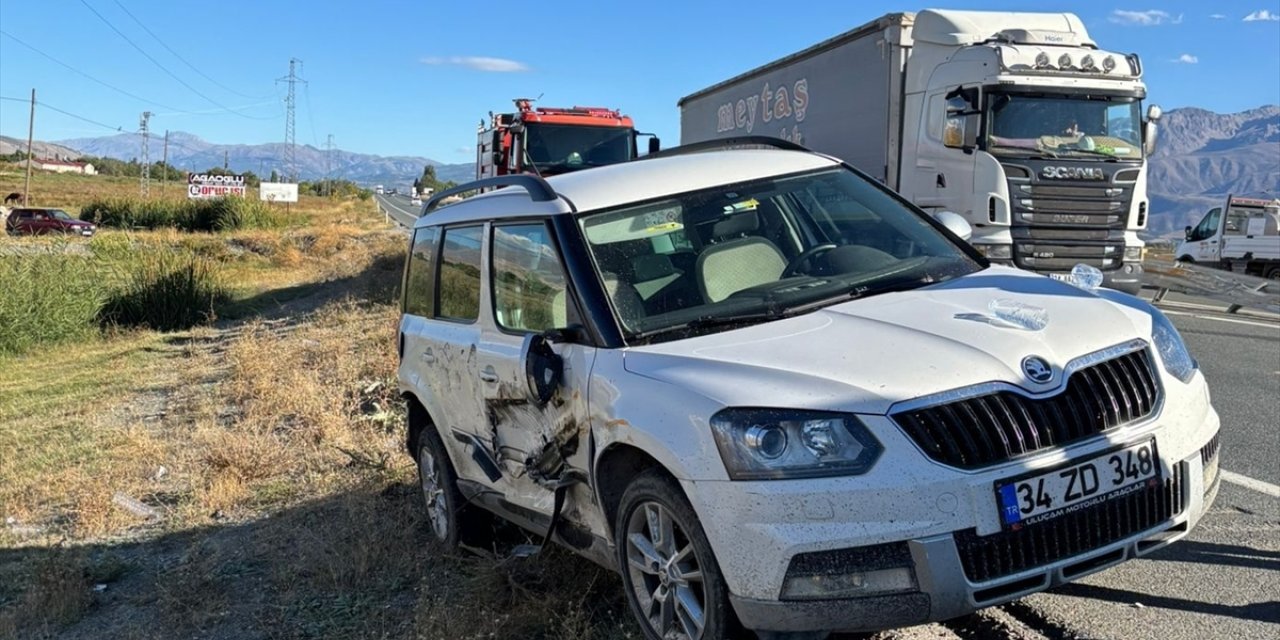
[269,169,280,183]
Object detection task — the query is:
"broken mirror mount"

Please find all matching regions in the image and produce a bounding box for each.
[522,331,564,405]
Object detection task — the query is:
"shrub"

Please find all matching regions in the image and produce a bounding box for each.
[0,253,105,355]
[80,197,286,232]
[100,251,229,331]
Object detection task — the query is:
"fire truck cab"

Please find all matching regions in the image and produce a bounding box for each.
[477,99,658,181]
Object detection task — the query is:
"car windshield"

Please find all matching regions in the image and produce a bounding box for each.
[525,123,633,172]
[987,93,1143,160]
[577,168,982,343]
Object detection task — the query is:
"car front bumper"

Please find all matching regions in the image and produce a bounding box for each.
[684,378,1220,633]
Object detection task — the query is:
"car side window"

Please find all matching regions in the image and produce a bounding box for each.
[491,222,575,332]
[436,225,484,322]
[403,226,439,317]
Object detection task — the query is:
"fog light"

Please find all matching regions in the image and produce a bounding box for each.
[1058,53,1073,68]
[782,567,917,600]
[1035,52,1051,69]
[1102,55,1117,72]
[1124,246,1144,261]
[978,244,1013,260]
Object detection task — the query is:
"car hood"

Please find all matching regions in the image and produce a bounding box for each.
[622,267,1154,415]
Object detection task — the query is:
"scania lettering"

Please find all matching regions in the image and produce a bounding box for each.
[679,10,1160,293]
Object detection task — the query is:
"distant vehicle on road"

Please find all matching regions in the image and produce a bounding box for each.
[411,197,422,206]
[376,185,384,195]
[1176,195,1280,279]
[5,208,96,237]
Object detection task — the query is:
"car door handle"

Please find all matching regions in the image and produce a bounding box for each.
[420,349,436,364]
[479,367,499,383]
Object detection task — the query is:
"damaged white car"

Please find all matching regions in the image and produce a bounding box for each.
[397,139,1221,640]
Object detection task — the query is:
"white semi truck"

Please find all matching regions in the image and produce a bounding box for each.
[679,9,1161,293]
[1176,195,1280,279]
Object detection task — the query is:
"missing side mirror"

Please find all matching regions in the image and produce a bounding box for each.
[521,332,563,405]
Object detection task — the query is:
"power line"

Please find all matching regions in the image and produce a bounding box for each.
[108,0,274,101]
[0,29,183,112]
[0,95,125,132]
[77,0,276,121]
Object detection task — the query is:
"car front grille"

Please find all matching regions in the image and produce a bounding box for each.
[955,464,1185,583]
[891,348,1162,469]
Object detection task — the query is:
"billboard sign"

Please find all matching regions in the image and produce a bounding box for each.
[187,173,247,199]
[259,182,299,203]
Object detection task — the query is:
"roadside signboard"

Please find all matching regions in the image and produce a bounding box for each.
[259,182,299,203]
[187,173,247,199]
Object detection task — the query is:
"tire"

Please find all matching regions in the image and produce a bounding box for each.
[415,424,470,549]
[615,470,738,640]
[1265,265,1280,281]
[1176,255,1194,264]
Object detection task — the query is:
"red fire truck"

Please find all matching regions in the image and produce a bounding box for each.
[476,98,658,181]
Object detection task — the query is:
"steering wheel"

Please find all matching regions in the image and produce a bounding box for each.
[1110,124,1136,142]
[782,244,838,278]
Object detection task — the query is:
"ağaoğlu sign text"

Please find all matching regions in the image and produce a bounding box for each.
[188,173,247,199]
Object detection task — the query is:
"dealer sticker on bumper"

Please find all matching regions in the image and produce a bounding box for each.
[997,439,1160,529]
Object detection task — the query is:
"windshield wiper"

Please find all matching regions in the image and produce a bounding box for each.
[987,144,1057,159]
[629,309,785,342]
[1061,147,1121,160]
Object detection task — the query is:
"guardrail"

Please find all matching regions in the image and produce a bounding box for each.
[1143,259,1280,315]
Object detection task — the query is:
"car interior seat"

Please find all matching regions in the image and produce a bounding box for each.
[695,210,788,303]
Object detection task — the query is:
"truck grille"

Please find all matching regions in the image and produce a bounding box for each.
[891,349,1161,469]
[1013,241,1127,271]
[955,465,1185,583]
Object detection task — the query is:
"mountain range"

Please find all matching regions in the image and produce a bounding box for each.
[1147,105,1279,237]
[51,131,475,186]
[3,105,1274,234]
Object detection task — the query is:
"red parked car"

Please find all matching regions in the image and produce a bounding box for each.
[4,208,96,237]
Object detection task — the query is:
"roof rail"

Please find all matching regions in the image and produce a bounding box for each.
[422,174,558,214]
[639,136,813,161]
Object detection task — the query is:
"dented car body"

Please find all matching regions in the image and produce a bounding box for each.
[398,142,1220,639]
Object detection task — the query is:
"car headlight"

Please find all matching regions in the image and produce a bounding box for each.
[1151,309,1197,383]
[710,409,882,480]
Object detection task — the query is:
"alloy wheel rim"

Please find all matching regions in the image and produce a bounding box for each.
[419,448,449,540]
[625,501,707,639]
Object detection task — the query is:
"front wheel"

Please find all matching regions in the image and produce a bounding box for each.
[616,471,737,640]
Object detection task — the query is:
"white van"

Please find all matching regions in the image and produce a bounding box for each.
[1176,195,1280,279]
[397,140,1220,639]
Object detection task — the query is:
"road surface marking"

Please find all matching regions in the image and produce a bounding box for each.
[1161,309,1280,329]
[1221,470,1280,498]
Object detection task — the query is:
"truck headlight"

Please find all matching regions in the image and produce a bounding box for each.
[710,409,882,480]
[1151,309,1197,383]
[1124,246,1144,261]
[977,244,1013,260]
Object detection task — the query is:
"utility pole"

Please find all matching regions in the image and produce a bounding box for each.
[276,58,304,183]
[223,149,229,171]
[139,111,153,198]
[23,88,34,206]
[161,131,169,196]
[324,133,334,197]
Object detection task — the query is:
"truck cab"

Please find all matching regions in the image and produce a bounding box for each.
[476,99,658,182]
[1176,196,1280,279]
[898,10,1159,294]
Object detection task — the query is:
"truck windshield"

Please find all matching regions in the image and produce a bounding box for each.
[577,168,982,343]
[525,123,634,172]
[986,93,1143,160]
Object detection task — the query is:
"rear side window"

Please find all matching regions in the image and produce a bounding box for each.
[437,225,484,322]
[403,227,439,316]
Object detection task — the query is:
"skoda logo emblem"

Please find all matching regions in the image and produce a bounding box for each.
[1022,356,1054,384]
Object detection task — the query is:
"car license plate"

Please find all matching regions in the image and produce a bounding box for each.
[1048,273,1072,282]
[996,439,1160,529]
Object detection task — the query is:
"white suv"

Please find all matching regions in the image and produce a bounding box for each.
[397,140,1221,640]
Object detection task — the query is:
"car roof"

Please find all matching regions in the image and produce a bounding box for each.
[413,149,839,229]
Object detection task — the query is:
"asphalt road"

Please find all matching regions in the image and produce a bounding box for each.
[373,199,1277,638]
[374,192,420,228]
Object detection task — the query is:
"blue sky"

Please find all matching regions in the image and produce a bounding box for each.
[1,1,1278,163]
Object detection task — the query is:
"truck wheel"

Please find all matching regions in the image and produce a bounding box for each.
[416,425,472,548]
[1176,255,1194,263]
[616,470,737,640]
[1266,266,1280,281]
